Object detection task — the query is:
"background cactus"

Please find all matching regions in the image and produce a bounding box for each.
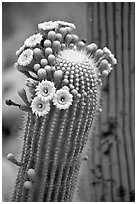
[85,3,135,201]
[6,20,116,201]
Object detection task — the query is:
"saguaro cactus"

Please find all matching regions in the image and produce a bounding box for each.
[6,20,117,202]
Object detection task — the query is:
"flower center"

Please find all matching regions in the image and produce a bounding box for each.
[38,103,43,109]
[42,87,49,96]
[59,95,67,104]
[60,96,65,102]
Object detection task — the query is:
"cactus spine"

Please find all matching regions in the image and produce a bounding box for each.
[6,20,117,201]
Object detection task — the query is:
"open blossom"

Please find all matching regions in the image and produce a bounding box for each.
[38,21,59,31]
[31,96,50,117]
[53,86,73,110]
[36,80,56,102]
[17,49,33,66]
[24,33,43,48]
[57,21,76,29]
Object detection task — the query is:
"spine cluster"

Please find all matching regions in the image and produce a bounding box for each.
[6,20,117,201]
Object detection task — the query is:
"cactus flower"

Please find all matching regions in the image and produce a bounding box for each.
[17,49,33,66]
[53,86,73,110]
[24,33,43,48]
[36,80,56,102]
[6,20,117,202]
[31,96,50,117]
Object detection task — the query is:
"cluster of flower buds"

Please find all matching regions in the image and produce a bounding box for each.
[12,20,117,117]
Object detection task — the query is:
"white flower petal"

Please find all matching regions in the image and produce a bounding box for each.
[31,96,50,117]
[36,80,56,101]
[57,21,76,29]
[38,21,58,31]
[24,33,43,48]
[17,49,33,66]
[53,87,73,110]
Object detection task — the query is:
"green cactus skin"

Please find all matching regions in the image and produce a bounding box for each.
[6,20,117,202]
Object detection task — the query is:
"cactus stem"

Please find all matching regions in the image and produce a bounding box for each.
[45,109,69,201]
[28,115,50,201]
[56,98,84,201]
[66,157,81,201]
[37,107,60,201]
[55,100,78,201]
[20,116,39,201]
[13,113,34,201]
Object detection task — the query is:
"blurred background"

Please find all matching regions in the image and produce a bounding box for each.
[2,2,135,202]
